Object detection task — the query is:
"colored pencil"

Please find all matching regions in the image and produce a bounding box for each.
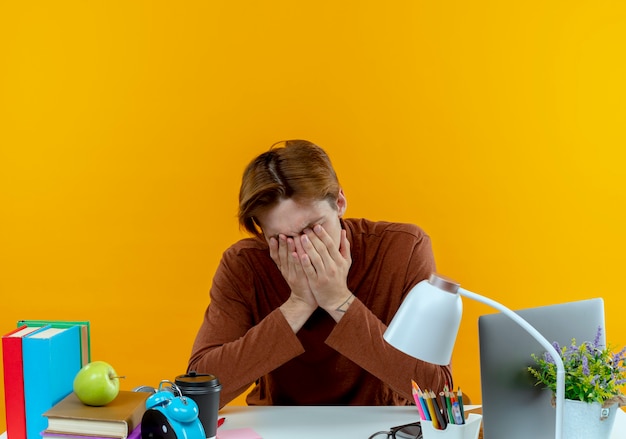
[457,387,466,421]
[424,392,439,429]
[411,380,427,421]
[430,390,447,429]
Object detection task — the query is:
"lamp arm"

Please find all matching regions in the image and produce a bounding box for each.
[458,287,565,439]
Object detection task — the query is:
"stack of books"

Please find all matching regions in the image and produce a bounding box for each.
[2,320,90,439]
[41,391,149,439]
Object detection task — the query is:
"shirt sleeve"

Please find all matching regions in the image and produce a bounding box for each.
[325,298,453,402]
[325,224,453,401]
[188,256,305,408]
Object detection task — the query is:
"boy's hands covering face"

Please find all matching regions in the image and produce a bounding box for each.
[294,225,352,312]
[270,223,353,322]
[269,234,317,310]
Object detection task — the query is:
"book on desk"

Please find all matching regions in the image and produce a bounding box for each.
[22,326,82,439]
[41,425,141,439]
[42,391,148,439]
[2,320,91,439]
[16,320,91,368]
[2,326,45,439]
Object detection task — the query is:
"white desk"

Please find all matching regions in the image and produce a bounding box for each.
[2,406,625,439]
[216,405,626,439]
[218,405,425,438]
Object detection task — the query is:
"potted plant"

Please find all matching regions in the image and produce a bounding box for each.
[528,326,626,438]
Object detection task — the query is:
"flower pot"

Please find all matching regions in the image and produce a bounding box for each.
[563,398,618,439]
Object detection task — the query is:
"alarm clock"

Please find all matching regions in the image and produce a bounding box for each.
[141,380,205,439]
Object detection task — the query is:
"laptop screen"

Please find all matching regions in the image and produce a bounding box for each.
[478,298,605,439]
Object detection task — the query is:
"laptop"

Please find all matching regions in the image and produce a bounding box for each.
[478,298,605,439]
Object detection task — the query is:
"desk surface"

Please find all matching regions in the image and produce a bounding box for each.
[218,405,425,438]
[2,405,625,439]
[217,405,626,439]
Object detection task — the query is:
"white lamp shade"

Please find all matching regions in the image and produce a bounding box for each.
[383,277,463,365]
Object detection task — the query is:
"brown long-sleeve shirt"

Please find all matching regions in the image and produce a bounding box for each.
[188,218,453,407]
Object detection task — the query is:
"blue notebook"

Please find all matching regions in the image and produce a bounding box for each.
[22,325,81,439]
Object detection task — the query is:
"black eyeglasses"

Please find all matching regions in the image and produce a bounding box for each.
[368,421,422,439]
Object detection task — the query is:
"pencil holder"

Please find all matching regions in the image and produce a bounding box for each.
[420,414,482,439]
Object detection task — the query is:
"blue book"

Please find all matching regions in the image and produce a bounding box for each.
[22,326,81,439]
[17,320,91,367]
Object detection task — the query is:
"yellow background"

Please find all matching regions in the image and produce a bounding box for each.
[2,0,626,430]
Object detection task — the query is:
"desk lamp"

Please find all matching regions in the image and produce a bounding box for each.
[383,273,565,439]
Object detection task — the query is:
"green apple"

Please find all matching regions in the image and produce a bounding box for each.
[73,361,123,406]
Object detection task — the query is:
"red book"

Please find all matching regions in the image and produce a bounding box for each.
[2,326,46,439]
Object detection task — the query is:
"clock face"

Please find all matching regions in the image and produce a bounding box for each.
[141,409,178,439]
